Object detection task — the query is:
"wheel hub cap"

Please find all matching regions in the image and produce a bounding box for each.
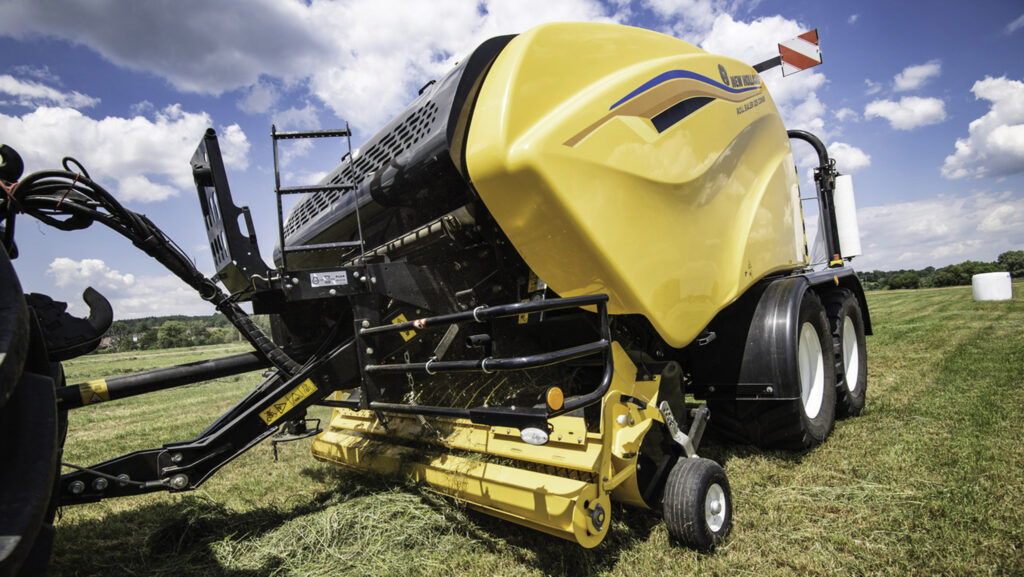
[842,315,860,391]
[798,321,825,419]
[704,483,727,533]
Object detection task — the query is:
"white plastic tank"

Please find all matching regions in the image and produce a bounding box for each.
[834,175,862,258]
[972,272,1012,301]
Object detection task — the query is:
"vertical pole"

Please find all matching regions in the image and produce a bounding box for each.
[346,121,367,266]
[271,124,287,272]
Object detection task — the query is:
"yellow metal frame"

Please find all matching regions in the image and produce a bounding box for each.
[311,344,662,547]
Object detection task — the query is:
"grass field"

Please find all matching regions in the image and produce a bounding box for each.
[50,283,1024,576]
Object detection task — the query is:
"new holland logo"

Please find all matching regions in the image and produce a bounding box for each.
[719,64,730,86]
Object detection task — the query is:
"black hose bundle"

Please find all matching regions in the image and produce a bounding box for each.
[0,158,299,376]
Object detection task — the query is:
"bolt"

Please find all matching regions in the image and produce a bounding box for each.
[171,452,183,464]
[291,277,299,284]
[93,477,109,491]
[284,284,293,290]
[117,474,130,487]
[765,386,774,395]
[557,434,563,441]
[577,437,583,444]
[360,276,367,283]
[366,347,374,355]
[710,500,723,515]
[616,414,628,426]
[506,429,511,434]
[602,476,608,482]
[708,385,716,393]
[169,474,189,490]
[370,277,377,284]
[361,320,370,328]
[629,418,635,426]
[68,480,85,494]
[329,289,337,296]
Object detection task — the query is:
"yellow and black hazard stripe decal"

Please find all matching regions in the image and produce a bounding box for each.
[259,379,318,425]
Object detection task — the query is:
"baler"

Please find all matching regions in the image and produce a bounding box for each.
[0,22,870,574]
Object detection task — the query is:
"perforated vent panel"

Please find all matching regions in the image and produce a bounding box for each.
[284,101,440,237]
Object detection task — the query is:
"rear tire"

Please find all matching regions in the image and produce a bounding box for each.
[662,458,731,550]
[824,290,867,418]
[708,290,836,449]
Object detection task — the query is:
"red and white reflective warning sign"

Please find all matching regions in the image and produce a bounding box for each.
[779,29,821,76]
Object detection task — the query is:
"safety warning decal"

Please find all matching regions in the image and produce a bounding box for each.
[79,379,110,406]
[392,313,416,342]
[259,379,318,425]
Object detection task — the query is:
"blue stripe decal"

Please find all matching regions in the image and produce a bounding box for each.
[609,69,759,111]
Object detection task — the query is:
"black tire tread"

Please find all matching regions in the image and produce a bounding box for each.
[823,289,867,418]
[663,458,731,550]
[707,291,836,450]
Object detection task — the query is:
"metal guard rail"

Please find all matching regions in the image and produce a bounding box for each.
[347,294,614,429]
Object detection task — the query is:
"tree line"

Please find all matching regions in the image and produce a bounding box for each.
[99,313,272,353]
[860,250,1022,291]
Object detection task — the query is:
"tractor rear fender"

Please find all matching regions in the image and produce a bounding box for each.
[734,276,808,400]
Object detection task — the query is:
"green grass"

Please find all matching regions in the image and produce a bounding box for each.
[50,284,1024,576]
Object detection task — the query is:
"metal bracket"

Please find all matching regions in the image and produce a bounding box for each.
[659,402,709,458]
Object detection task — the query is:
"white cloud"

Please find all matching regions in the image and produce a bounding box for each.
[864,96,946,130]
[864,79,882,96]
[273,103,320,131]
[644,0,722,42]
[854,190,1024,270]
[893,59,941,92]
[0,105,249,202]
[829,142,871,173]
[46,257,215,318]
[1006,14,1024,34]
[942,76,1024,179]
[48,257,135,290]
[116,175,179,202]
[0,74,99,108]
[283,169,330,186]
[848,14,859,24]
[237,78,280,114]
[10,65,60,84]
[835,107,858,122]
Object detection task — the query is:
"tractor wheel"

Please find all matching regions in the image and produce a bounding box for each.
[824,289,867,418]
[662,457,731,550]
[707,289,836,449]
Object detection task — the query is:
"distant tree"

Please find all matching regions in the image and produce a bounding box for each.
[158,321,189,349]
[930,269,959,287]
[137,328,159,349]
[888,272,920,290]
[105,322,134,352]
[997,250,1024,278]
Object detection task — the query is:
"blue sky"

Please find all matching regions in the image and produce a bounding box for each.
[1,0,1023,318]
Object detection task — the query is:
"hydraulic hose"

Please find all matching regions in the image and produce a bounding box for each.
[1,162,299,376]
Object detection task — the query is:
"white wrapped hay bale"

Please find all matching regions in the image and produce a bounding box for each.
[972,272,1012,301]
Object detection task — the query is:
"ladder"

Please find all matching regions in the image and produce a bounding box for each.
[271,124,366,271]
